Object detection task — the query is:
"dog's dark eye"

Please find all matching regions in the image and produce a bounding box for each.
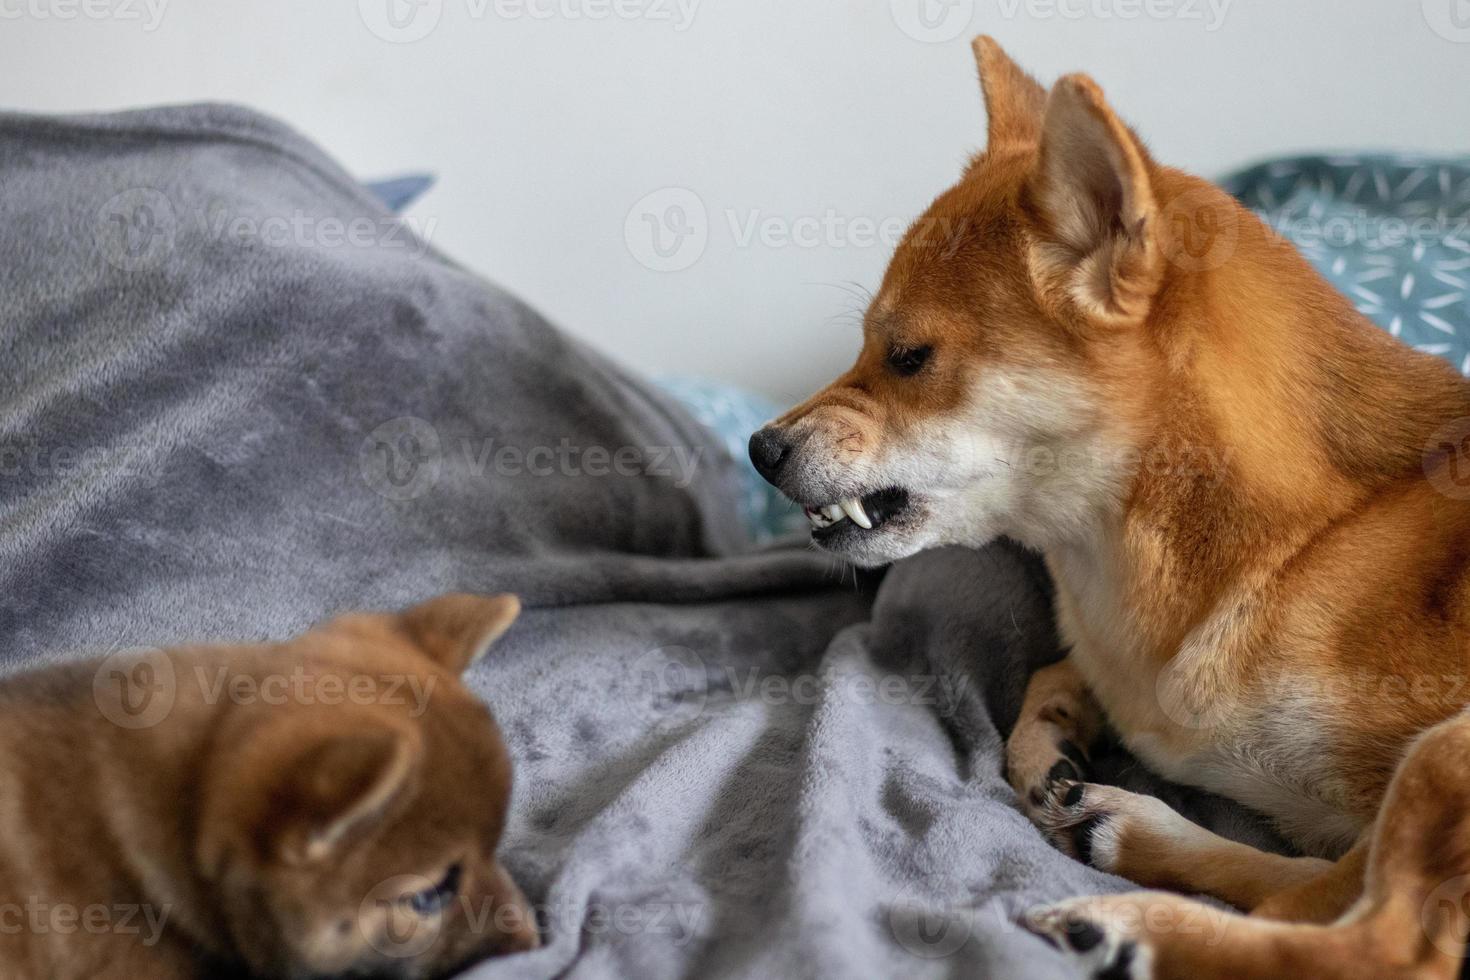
[886,345,932,377]
[406,863,462,917]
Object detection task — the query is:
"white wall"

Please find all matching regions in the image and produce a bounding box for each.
[4,0,1467,402]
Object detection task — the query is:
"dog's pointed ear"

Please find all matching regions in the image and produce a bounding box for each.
[199,719,421,874]
[399,593,521,675]
[1023,73,1163,326]
[973,36,1046,149]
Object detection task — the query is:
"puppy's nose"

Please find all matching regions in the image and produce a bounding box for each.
[748,427,790,483]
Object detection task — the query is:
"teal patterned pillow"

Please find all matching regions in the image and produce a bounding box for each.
[657,377,805,543]
[1222,155,1470,372]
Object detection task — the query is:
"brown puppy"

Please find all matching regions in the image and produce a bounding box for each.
[0,593,539,980]
[751,37,1470,980]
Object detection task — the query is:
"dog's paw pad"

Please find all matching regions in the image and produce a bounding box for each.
[1022,904,1149,980]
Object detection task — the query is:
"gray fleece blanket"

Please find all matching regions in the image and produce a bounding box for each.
[0,105,1284,979]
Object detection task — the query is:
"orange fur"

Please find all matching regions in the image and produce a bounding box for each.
[754,35,1470,979]
[0,594,538,979]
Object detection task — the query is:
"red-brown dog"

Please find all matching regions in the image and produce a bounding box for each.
[0,593,539,979]
[751,36,1470,979]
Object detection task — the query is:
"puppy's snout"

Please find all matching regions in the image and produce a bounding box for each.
[748,427,790,484]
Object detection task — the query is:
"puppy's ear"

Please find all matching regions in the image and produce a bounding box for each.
[400,593,521,675]
[277,726,419,864]
[973,36,1046,149]
[200,719,421,874]
[1023,73,1163,326]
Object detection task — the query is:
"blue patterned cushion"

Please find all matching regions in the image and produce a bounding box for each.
[656,377,805,543]
[1222,155,1470,371]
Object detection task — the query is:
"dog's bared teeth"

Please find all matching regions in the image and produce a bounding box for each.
[839,497,873,530]
[804,500,874,531]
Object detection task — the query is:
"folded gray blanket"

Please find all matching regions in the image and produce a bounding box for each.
[0,105,1285,978]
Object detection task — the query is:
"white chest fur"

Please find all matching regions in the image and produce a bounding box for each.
[1046,549,1366,857]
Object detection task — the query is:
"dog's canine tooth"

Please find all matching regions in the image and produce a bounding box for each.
[839,497,872,529]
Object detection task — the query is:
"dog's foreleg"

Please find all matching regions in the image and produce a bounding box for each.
[1029,780,1336,911]
[1005,657,1104,813]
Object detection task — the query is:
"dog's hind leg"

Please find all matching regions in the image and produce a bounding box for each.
[1005,657,1105,814]
[1022,711,1470,979]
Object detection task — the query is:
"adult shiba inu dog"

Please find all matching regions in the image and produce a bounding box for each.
[0,593,539,980]
[750,36,1470,980]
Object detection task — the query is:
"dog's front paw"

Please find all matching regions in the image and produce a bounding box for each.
[1005,718,1091,814]
[1030,782,1183,874]
[1022,897,1153,980]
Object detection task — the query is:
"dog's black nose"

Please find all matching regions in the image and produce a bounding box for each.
[748,428,790,483]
